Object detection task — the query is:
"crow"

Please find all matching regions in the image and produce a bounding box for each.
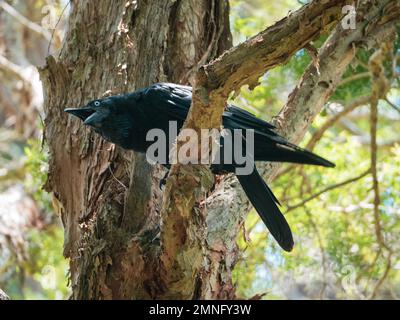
[65,83,334,251]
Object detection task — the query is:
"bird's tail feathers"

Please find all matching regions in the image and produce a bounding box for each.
[237,167,294,251]
[255,140,335,168]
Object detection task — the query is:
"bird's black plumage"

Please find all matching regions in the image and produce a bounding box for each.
[65,83,335,251]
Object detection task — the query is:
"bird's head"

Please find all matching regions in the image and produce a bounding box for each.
[65,96,133,148]
[65,98,110,129]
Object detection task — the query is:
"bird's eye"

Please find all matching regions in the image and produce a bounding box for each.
[94,101,100,107]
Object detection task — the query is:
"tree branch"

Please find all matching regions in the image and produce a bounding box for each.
[369,252,392,299]
[285,168,371,213]
[338,72,370,87]
[199,0,353,94]
[0,54,27,81]
[368,40,392,252]
[158,0,400,298]
[0,0,51,41]
[200,0,399,298]
[385,97,400,114]
[306,95,371,151]
[159,0,352,297]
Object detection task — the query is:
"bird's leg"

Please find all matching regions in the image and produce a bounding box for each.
[150,226,161,244]
[159,168,170,189]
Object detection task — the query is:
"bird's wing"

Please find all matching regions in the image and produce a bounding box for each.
[141,83,192,122]
[223,105,276,132]
[141,83,278,133]
[138,83,334,167]
[223,104,334,167]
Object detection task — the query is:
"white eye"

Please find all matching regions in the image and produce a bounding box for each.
[94,101,100,107]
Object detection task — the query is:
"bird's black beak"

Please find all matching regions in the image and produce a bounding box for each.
[64,107,95,122]
[65,107,105,128]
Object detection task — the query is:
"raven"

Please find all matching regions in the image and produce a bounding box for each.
[65,83,334,251]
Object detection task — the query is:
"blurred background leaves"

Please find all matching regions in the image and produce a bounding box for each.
[0,0,69,299]
[230,1,400,300]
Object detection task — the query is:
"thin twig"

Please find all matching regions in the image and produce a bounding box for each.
[362,247,382,291]
[0,0,51,41]
[306,96,371,151]
[108,166,128,190]
[369,252,392,299]
[368,42,392,252]
[363,41,395,300]
[273,164,296,181]
[303,205,327,300]
[384,97,400,114]
[285,168,372,213]
[355,57,369,70]
[48,1,71,55]
[370,93,384,246]
[338,72,370,87]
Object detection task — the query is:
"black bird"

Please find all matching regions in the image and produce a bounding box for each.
[65,83,334,251]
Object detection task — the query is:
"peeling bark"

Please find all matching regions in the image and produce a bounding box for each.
[197,1,399,299]
[159,0,360,299]
[40,0,230,299]
[39,0,399,300]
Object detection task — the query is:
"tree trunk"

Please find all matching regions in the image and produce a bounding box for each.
[39,0,399,300]
[39,0,231,299]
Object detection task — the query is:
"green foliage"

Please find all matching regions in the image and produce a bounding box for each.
[24,138,52,214]
[24,226,70,300]
[230,0,300,43]
[231,0,400,299]
[5,226,70,300]
[1,136,70,299]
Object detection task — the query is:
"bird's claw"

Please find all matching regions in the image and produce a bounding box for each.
[159,169,170,190]
[159,177,167,190]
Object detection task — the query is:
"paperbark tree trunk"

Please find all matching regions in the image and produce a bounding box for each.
[39,0,231,299]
